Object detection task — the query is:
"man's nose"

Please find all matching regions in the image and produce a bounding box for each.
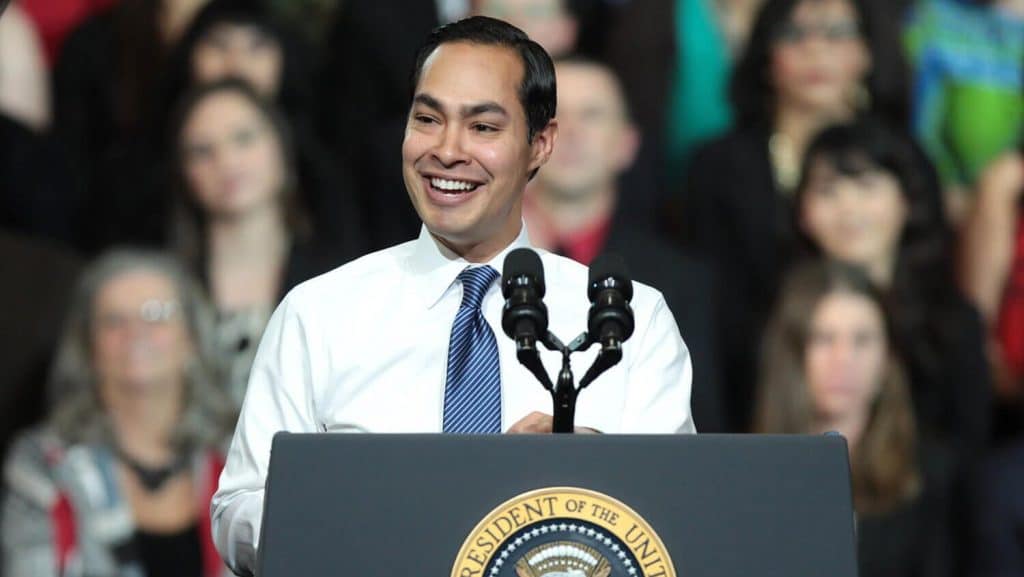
[433,124,470,167]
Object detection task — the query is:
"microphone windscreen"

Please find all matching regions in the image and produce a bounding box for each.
[588,253,633,301]
[502,248,545,297]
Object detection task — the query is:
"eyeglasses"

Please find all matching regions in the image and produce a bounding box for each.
[95,300,181,331]
[773,20,861,44]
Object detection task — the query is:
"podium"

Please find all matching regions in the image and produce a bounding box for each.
[256,434,858,577]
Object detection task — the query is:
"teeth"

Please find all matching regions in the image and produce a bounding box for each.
[430,177,478,192]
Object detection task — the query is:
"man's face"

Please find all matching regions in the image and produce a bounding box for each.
[403,42,556,259]
[537,63,637,200]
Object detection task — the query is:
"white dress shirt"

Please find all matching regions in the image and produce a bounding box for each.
[211,225,696,575]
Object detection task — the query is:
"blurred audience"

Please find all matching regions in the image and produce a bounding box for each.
[0,232,81,463]
[525,56,725,431]
[19,0,118,66]
[166,0,366,254]
[755,261,956,577]
[0,1,50,131]
[666,0,764,173]
[967,439,1024,576]
[796,120,992,456]
[1,249,235,577]
[170,79,348,403]
[262,0,343,48]
[53,0,210,252]
[0,111,78,246]
[905,0,1024,222]
[960,151,1024,438]
[679,0,913,430]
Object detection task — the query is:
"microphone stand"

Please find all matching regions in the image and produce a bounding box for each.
[514,331,624,433]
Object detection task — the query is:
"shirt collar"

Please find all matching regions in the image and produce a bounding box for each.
[407,223,534,309]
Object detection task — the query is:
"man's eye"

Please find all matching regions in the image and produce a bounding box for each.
[415,115,438,124]
[473,123,498,133]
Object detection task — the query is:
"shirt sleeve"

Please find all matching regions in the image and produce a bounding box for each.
[211,290,323,576]
[620,294,696,434]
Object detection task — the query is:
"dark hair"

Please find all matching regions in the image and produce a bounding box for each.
[730,0,909,130]
[553,53,634,121]
[169,78,310,270]
[111,0,165,135]
[409,16,557,143]
[794,120,961,393]
[755,260,921,514]
[160,0,314,138]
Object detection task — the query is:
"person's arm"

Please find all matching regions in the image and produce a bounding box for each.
[620,295,695,434]
[960,153,1024,322]
[211,290,324,576]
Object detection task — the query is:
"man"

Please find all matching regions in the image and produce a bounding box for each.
[525,56,723,431]
[320,0,591,251]
[212,17,695,576]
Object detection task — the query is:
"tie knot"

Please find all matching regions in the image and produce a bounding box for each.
[457,266,499,310]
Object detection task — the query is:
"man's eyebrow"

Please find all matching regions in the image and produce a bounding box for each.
[412,94,508,119]
[413,93,444,112]
[462,101,508,118]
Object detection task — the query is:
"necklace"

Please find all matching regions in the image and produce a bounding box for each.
[117,447,190,492]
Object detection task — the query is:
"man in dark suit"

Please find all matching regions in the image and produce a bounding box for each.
[524,56,724,431]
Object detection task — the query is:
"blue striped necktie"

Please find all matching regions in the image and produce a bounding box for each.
[443,266,502,433]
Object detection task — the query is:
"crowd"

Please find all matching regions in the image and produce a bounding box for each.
[0,0,1022,576]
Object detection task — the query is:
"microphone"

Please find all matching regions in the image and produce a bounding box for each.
[587,254,635,349]
[501,248,548,347]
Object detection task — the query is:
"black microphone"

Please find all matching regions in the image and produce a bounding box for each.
[501,248,548,346]
[587,254,634,348]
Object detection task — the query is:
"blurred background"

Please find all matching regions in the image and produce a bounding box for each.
[0,0,1022,575]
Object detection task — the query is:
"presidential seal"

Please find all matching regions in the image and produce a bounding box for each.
[451,487,676,577]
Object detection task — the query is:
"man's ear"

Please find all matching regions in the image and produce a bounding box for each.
[528,119,559,174]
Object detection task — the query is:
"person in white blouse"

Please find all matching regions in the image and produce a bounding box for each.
[212,15,696,576]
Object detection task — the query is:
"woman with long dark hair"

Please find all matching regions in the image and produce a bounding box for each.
[796,120,992,454]
[162,0,365,256]
[755,261,956,577]
[170,79,346,404]
[678,0,919,430]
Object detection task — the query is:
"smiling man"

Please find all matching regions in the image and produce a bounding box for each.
[211,16,695,576]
